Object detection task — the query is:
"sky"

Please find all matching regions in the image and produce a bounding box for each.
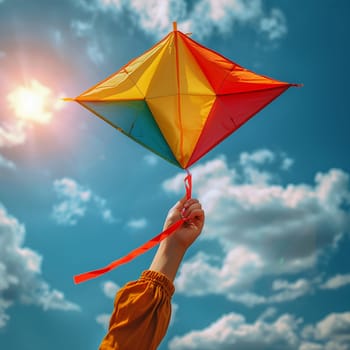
[0,0,349,349]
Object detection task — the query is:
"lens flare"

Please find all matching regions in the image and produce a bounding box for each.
[7,80,57,124]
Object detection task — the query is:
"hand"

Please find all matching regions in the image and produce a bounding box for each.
[163,197,205,250]
[150,197,205,281]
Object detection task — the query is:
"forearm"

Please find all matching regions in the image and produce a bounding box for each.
[150,198,204,282]
[149,238,187,282]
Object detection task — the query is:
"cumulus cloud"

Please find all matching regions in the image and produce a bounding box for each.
[170,302,178,327]
[126,217,147,229]
[168,310,350,350]
[78,0,287,42]
[259,8,287,41]
[163,150,350,306]
[313,312,350,341]
[96,313,110,330]
[302,312,350,349]
[320,274,350,290]
[0,121,27,148]
[169,311,301,350]
[96,280,120,329]
[269,278,316,303]
[71,19,105,64]
[102,280,120,299]
[299,342,324,350]
[52,177,116,226]
[0,203,79,328]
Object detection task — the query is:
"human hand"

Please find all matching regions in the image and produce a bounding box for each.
[163,197,205,251]
[149,197,205,282]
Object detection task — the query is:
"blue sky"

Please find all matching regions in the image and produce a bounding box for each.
[0,0,349,349]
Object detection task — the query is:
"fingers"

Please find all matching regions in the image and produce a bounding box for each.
[186,208,205,222]
[173,196,187,211]
[172,197,205,223]
[182,199,204,220]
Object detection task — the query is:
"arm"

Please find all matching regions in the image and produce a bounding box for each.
[99,198,204,350]
[149,197,205,282]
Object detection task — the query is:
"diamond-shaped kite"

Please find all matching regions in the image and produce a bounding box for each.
[68,22,298,170]
[67,22,300,283]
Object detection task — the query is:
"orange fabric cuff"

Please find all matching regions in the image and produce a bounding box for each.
[140,270,175,297]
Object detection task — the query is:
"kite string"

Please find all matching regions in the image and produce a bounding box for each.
[73,170,192,284]
[184,168,192,200]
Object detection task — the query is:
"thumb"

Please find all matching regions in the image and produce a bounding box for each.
[173,196,187,212]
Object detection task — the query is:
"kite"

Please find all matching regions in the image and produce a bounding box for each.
[66,22,300,283]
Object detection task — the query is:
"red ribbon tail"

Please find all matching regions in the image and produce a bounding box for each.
[73,170,193,284]
[74,218,185,284]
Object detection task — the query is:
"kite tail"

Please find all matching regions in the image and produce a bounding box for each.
[73,170,192,284]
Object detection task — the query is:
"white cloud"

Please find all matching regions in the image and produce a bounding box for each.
[52,178,91,225]
[102,280,120,299]
[239,149,275,166]
[0,121,27,148]
[164,150,350,306]
[258,307,278,321]
[0,299,11,328]
[170,302,178,327]
[302,312,350,350]
[52,177,116,225]
[37,286,80,311]
[100,0,123,11]
[71,20,92,37]
[320,274,350,290]
[127,217,147,229]
[175,247,264,300]
[239,149,276,184]
[0,154,16,170]
[70,19,105,64]
[0,51,5,59]
[259,8,288,41]
[313,312,350,341]
[96,280,120,329]
[269,278,315,303]
[79,0,287,42]
[169,311,301,350]
[0,203,79,327]
[299,342,323,350]
[281,155,294,171]
[169,310,350,350]
[94,197,117,224]
[86,43,105,65]
[96,313,110,330]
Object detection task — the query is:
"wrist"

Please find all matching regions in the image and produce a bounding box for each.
[161,235,189,255]
[149,238,186,282]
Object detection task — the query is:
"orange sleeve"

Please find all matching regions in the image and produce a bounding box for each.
[99,270,175,350]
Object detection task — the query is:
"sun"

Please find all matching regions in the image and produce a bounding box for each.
[7,80,58,124]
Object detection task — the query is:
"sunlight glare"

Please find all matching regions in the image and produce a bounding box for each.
[7,80,56,124]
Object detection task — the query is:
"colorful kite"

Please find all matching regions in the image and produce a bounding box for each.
[67,23,299,283]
